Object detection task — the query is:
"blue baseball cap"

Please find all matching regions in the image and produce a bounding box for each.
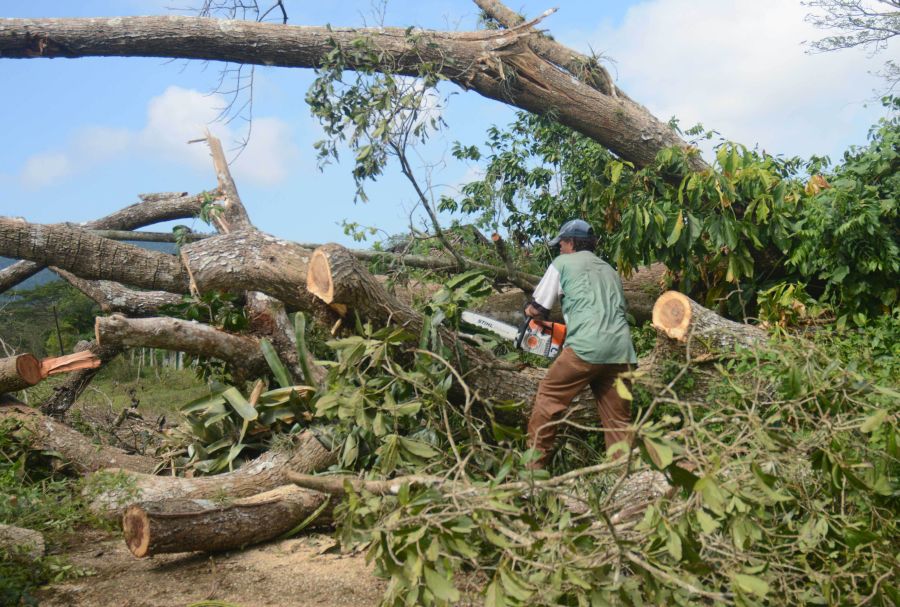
[549,219,594,246]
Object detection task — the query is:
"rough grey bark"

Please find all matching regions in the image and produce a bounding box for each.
[95,314,270,381]
[0,16,705,170]
[92,430,335,517]
[0,191,208,293]
[54,268,182,316]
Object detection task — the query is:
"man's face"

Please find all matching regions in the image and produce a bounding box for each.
[559,238,575,254]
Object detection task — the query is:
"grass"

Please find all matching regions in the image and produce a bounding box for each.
[16,356,212,419]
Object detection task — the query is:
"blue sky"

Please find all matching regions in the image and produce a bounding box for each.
[0,0,895,246]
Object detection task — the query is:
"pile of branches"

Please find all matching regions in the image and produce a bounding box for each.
[1,132,896,605]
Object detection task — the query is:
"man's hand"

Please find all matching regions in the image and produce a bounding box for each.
[525,303,543,319]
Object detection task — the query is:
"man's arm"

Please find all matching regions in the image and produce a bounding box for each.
[526,264,561,318]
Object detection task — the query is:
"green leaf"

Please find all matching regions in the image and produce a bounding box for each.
[666,213,684,246]
[260,338,292,389]
[423,567,459,602]
[860,408,887,433]
[614,377,633,401]
[399,437,439,459]
[644,438,673,469]
[293,312,318,388]
[221,387,258,421]
[695,509,719,534]
[733,573,769,597]
[665,528,683,561]
[484,580,506,607]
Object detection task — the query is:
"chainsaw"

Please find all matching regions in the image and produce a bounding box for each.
[461,311,566,359]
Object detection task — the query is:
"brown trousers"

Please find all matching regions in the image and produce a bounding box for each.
[527,347,632,468]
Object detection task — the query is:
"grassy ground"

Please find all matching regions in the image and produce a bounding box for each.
[16,356,212,419]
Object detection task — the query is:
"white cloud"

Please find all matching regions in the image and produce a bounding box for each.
[17,86,301,189]
[583,0,896,158]
[20,152,73,189]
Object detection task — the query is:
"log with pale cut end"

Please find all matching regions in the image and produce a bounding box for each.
[123,484,332,558]
[91,430,336,517]
[652,290,766,357]
[0,354,42,393]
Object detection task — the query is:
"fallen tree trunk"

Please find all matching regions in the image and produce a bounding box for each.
[95,314,269,381]
[0,191,208,293]
[55,268,182,316]
[0,15,703,171]
[123,484,331,558]
[91,430,336,517]
[0,403,158,474]
[651,290,766,359]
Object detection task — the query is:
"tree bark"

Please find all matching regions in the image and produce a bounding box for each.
[0,354,41,393]
[91,430,336,517]
[0,191,208,293]
[0,16,704,170]
[123,484,332,558]
[651,290,766,359]
[95,314,269,381]
[55,268,182,316]
[0,402,158,474]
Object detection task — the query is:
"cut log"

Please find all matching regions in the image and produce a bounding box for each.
[0,403,158,474]
[123,484,331,558]
[0,354,41,393]
[652,291,766,358]
[0,523,45,560]
[91,430,336,517]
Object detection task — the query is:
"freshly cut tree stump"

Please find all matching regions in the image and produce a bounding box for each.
[652,291,766,358]
[0,354,42,393]
[91,430,336,517]
[123,484,331,557]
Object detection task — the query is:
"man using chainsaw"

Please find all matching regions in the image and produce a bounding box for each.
[524,219,637,468]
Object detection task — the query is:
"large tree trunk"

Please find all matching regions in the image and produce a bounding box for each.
[123,484,332,558]
[0,191,208,293]
[0,403,158,474]
[651,290,766,359]
[94,314,270,381]
[0,15,705,171]
[91,430,336,517]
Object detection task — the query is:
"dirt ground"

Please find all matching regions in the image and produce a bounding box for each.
[37,530,384,607]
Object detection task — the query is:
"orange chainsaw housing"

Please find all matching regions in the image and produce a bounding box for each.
[518,319,567,359]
